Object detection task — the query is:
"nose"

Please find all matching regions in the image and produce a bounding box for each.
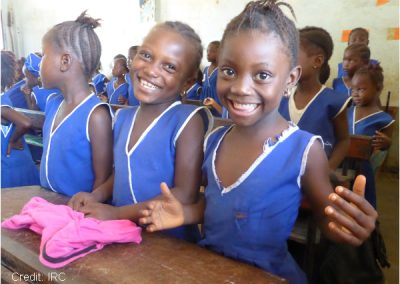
[143,61,160,78]
[230,75,253,96]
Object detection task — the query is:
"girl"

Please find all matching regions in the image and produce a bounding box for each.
[279,27,351,170]
[333,43,370,96]
[106,57,129,105]
[92,63,109,97]
[138,1,377,283]
[348,64,394,208]
[1,50,40,188]
[69,21,211,242]
[39,11,113,197]
[126,45,140,106]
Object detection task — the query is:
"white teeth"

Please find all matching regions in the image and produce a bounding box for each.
[232,102,257,111]
[140,79,159,90]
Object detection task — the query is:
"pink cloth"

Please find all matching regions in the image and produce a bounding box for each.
[1,197,142,268]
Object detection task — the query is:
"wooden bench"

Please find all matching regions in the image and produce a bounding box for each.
[1,186,287,284]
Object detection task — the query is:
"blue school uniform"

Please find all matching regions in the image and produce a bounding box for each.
[92,73,107,95]
[201,66,222,116]
[347,106,395,208]
[337,59,379,77]
[31,86,60,111]
[125,73,139,106]
[106,80,128,105]
[112,101,211,242]
[1,93,39,188]
[279,86,351,157]
[40,94,109,196]
[332,77,351,97]
[198,123,319,284]
[185,83,202,100]
[5,80,29,109]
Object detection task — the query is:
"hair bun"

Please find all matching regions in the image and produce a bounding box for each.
[75,10,101,29]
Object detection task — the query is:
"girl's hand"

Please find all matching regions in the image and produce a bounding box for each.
[324,175,378,246]
[6,139,24,156]
[203,97,215,106]
[117,95,127,105]
[79,202,120,220]
[21,85,32,96]
[68,192,99,211]
[98,94,108,103]
[372,131,391,151]
[139,183,184,232]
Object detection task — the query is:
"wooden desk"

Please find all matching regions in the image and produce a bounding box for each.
[1,187,287,284]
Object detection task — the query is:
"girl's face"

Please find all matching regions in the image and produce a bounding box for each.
[132,27,195,105]
[206,44,219,63]
[351,73,378,107]
[217,31,300,127]
[40,37,62,89]
[112,59,126,78]
[23,66,39,87]
[342,50,364,77]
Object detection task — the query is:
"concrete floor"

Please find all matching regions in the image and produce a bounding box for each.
[376,171,399,283]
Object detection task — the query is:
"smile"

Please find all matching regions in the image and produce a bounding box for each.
[139,78,160,90]
[232,102,258,112]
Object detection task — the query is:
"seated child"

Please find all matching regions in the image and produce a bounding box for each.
[183,69,203,101]
[348,64,394,208]
[1,50,39,188]
[333,44,370,96]
[39,11,113,197]
[106,56,129,105]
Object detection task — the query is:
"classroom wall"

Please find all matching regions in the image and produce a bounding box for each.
[2,0,399,169]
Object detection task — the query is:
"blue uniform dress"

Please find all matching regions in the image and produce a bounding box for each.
[31,86,60,112]
[112,101,211,242]
[337,59,379,78]
[279,86,351,157]
[125,73,139,106]
[198,123,320,284]
[4,80,29,109]
[185,83,202,100]
[347,106,395,208]
[106,80,128,105]
[201,66,222,116]
[332,77,351,97]
[40,93,109,196]
[92,73,107,95]
[1,93,39,188]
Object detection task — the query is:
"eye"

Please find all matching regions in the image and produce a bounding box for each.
[220,67,235,78]
[139,51,151,61]
[163,63,176,73]
[254,72,271,81]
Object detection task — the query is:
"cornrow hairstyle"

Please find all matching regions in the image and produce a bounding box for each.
[1,50,17,92]
[354,63,384,91]
[300,26,334,84]
[45,10,102,79]
[349,27,369,39]
[221,0,298,68]
[155,21,203,77]
[345,43,370,64]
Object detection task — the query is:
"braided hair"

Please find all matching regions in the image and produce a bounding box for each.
[299,26,334,84]
[1,50,17,92]
[354,63,384,91]
[345,43,371,64]
[44,10,102,79]
[221,0,298,68]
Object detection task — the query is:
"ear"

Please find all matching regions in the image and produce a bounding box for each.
[286,65,302,89]
[314,54,324,69]
[60,53,72,72]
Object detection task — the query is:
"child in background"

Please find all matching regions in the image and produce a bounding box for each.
[337,27,379,78]
[202,41,223,116]
[348,64,394,208]
[332,43,370,96]
[1,50,40,188]
[183,69,203,101]
[279,27,351,170]
[138,2,377,283]
[92,63,109,97]
[6,53,40,109]
[39,11,113,197]
[15,57,26,82]
[69,21,211,243]
[125,45,140,106]
[106,56,129,105]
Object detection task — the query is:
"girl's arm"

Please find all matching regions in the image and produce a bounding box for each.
[372,124,394,151]
[302,140,377,246]
[203,98,222,115]
[328,110,349,170]
[88,105,113,190]
[1,107,32,155]
[80,112,206,221]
